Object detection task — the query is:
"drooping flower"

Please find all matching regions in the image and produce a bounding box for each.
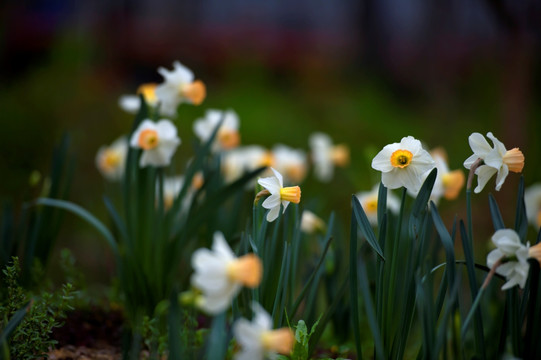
[409,148,465,204]
[463,132,524,193]
[309,133,349,182]
[371,136,435,193]
[95,136,128,181]
[130,119,181,167]
[193,109,240,151]
[356,185,400,226]
[257,168,301,222]
[300,210,325,234]
[233,303,294,360]
[525,183,541,229]
[118,83,159,114]
[191,232,262,314]
[486,229,530,290]
[155,61,206,116]
[272,144,308,184]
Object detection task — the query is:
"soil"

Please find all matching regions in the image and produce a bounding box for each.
[47,307,124,360]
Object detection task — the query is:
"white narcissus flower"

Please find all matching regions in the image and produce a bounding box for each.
[155,61,206,116]
[233,303,294,360]
[525,183,541,229]
[272,144,308,184]
[95,136,128,182]
[222,146,273,187]
[193,109,240,151]
[130,119,181,167]
[118,83,159,114]
[409,148,465,204]
[486,229,530,290]
[356,185,400,226]
[463,132,524,193]
[159,173,204,211]
[300,210,325,234]
[309,132,350,182]
[371,136,435,193]
[257,168,301,222]
[191,232,262,314]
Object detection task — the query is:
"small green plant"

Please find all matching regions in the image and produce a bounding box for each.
[0,257,76,359]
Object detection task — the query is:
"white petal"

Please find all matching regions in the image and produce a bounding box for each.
[281,200,290,213]
[398,167,422,193]
[266,206,280,222]
[251,302,272,330]
[463,154,480,169]
[399,136,422,155]
[262,193,281,210]
[212,232,235,260]
[492,229,521,254]
[486,132,507,156]
[371,145,398,172]
[494,164,509,191]
[156,119,179,141]
[412,150,435,171]
[487,249,504,269]
[233,318,262,348]
[258,176,281,194]
[381,170,403,190]
[483,148,504,170]
[118,95,140,114]
[270,168,284,187]
[525,184,541,227]
[473,165,497,193]
[468,133,492,158]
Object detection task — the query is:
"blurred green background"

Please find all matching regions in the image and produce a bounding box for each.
[1,1,540,279]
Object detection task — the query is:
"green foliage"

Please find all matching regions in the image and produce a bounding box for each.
[289,318,321,360]
[0,257,75,359]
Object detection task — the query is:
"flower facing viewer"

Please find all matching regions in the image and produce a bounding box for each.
[193,109,240,151]
[486,229,530,290]
[233,303,294,360]
[191,232,262,314]
[463,132,524,193]
[371,136,435,193]
[95,136,128,181]
[155,61,206,116]
[257,168,301,222]
[130,119,181,167]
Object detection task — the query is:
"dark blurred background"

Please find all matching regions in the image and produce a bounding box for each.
[1,0,540,276]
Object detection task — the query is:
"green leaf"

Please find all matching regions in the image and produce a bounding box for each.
[205,312,228,360]
[430,202,456,289]
[488,194,505,230]
[168,289,182,360]
[349,210,363,360]
[515,176,528,240]
[351,195,384,260]
[33,198,119,257]
[0,301,31,346]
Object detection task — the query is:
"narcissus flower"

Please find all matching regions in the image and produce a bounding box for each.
[409,148,465,204]
[118,83,159,114]
[257,168,301,222]
[300,210,325,234]
[356,185,400,226]
[193,109,240,151]
[222,146,272,187]
[95,136,128,181]
[272,144,308,184]
[191,232,262,314]
[233,303,294,360]
[155,61,206,116]
[525,184,541,229]
[309,133,349,182]
[486,229,530,290]
[463,132,524,193]
[371,136,435,193]
[130,119,180,167]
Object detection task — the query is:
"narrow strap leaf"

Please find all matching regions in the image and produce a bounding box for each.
[352,195,385,260]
